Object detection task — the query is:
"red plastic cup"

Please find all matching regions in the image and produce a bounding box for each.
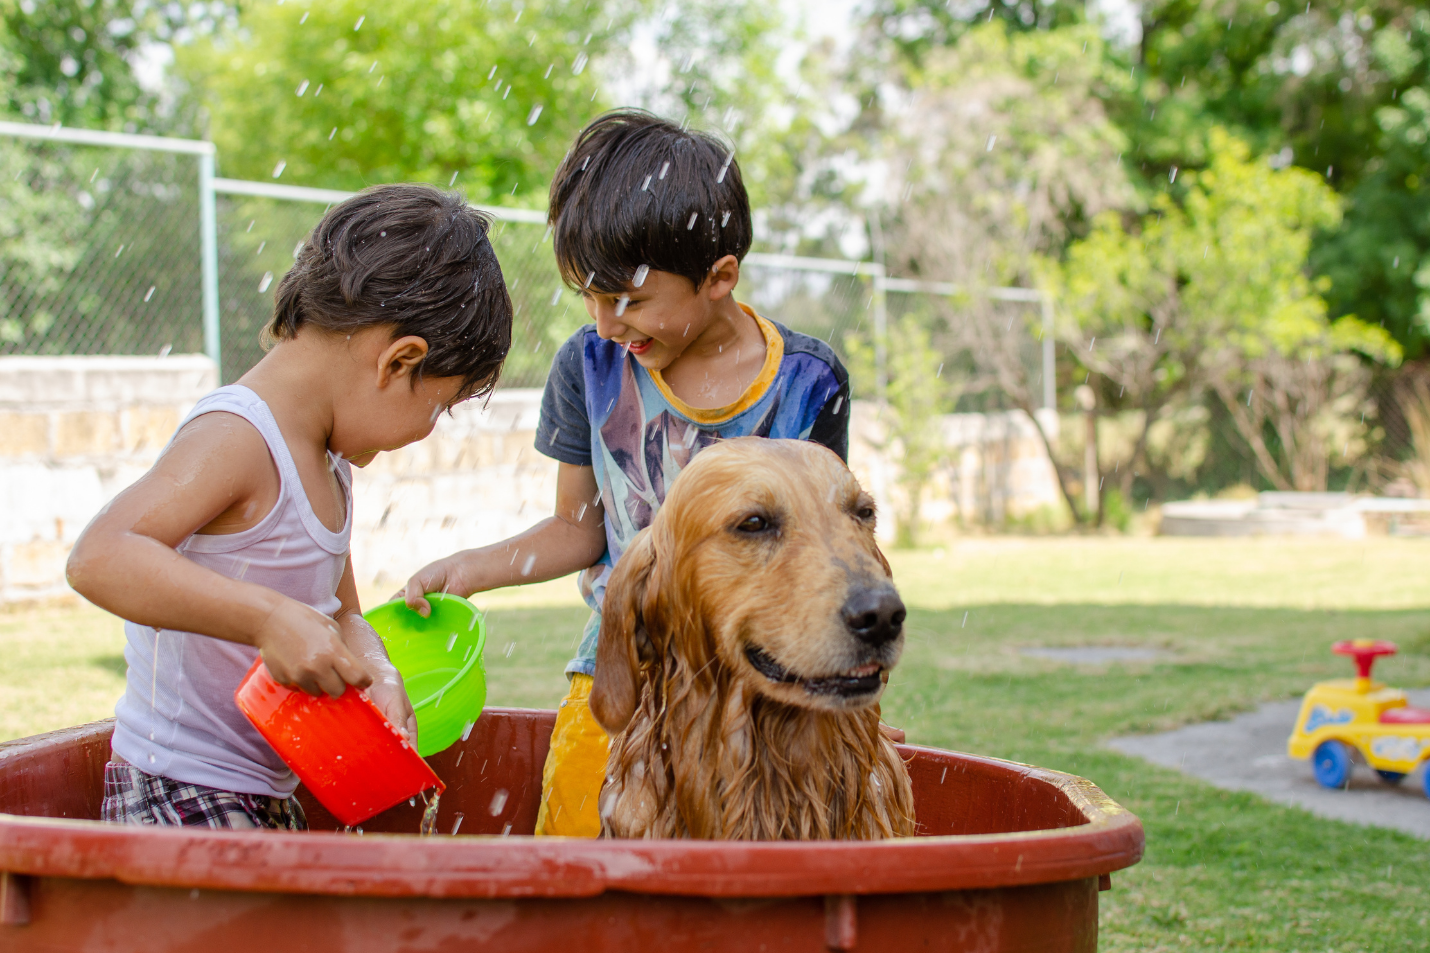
[234,658,444,828]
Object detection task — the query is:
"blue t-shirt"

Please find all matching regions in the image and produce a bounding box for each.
[534,305,850,676]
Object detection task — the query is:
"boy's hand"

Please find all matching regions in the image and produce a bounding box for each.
[364,657,419,747]
[254,599,373,698]
[398,554,472,617]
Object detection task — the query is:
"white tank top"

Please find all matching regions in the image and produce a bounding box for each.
[110,385,353,798]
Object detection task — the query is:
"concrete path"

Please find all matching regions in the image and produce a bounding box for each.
[1107,690,1430,840]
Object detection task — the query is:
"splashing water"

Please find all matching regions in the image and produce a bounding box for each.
[489,789,509,816]
[633,264,650,287]
[450,813,465,835]
[419,789,443,835]
[615,294,630,317]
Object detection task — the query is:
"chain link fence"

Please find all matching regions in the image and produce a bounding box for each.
[0,136,205,359]
[11,121,1424,523]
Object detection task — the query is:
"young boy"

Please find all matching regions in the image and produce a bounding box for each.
[402,110,850,836]
[67,184,512,829]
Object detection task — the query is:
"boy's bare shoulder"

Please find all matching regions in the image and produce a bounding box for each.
[160,411,277,485]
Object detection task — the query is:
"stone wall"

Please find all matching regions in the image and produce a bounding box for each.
[846,403,1063,535]
[0,356,1063,604]
[0,355,218,605]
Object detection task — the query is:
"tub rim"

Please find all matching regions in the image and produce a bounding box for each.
[0,714,1144,900]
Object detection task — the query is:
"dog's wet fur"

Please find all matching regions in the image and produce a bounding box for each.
[590,437,917,840]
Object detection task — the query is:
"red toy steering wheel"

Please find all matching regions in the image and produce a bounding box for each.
[1332,639,1397,680]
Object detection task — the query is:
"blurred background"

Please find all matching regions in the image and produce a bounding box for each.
[4,0,1430,546]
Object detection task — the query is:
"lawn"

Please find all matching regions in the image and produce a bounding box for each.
[3,537,1428,951]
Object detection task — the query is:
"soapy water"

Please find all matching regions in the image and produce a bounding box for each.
[419,788,442,835]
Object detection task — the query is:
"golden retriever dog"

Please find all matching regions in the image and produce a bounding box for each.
[589,437,917,840]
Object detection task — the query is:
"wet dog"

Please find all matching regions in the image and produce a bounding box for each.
[590,437,916,839]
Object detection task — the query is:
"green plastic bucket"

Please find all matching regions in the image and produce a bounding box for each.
[363,594,487,758]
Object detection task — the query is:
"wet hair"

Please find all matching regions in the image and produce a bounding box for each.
[270,183,512,401]
[548,109,752,295]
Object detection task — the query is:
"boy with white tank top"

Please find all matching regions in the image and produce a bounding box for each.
[67,184,513,829]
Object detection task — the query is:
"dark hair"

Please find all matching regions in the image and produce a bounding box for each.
[548,109,752,294]
[271,183,512,401]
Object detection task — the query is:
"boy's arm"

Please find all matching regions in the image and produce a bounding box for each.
[401,462,606,616]
[333,558,418,742]
[66,413,372,698]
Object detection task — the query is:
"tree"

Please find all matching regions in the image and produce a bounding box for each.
[1314,40,1430,350]
[1120,1,1430,354]
[846,312,959,545]
[874,22,1134,523]
[0,0,200,132]
[0,2,208,352]
[1059,130,1401,494]
[174,0,619,207]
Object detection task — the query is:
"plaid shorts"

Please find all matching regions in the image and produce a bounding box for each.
[101,760,307,831]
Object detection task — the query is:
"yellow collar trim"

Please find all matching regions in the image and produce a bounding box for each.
[648,303,783,426]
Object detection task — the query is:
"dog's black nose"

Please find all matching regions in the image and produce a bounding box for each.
[842,586,906,645]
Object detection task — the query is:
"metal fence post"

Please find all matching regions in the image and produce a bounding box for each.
[1040,292,1055,411]
[198,151,221,381]
[872,264,888,404]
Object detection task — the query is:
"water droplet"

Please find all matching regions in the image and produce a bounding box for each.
[488,789,509,816]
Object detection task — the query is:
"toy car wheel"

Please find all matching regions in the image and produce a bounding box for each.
[1376,770,1406,785]
[1312,740,1352,789]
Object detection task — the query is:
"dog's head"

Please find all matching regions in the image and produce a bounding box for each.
[590,437,906,733]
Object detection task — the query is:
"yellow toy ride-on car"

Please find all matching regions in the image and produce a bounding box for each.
[1287,640,1430,797]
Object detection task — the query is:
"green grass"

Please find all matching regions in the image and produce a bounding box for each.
[4,538,1429,951]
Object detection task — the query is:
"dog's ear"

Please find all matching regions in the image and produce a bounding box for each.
[591,527,659,734]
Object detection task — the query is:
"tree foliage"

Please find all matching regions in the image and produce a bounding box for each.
[1059,130,1400,492]
[0,0,203,132]
[174,0,619,206]
[846,313,959,546]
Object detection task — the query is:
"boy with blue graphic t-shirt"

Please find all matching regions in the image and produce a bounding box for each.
[402,109,850,835]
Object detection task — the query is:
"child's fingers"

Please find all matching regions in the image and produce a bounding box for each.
[402,575,433,617]
[312,665,348,699]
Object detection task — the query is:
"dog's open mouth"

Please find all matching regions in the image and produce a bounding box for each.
[744,645,885,698]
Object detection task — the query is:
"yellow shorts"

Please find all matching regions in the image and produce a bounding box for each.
[534,673,609,837]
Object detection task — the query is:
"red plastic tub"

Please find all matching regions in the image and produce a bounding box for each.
[0,710,1142,952]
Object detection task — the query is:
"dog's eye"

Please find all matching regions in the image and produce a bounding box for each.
[735,514,771,533]
[856,505,875,521]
